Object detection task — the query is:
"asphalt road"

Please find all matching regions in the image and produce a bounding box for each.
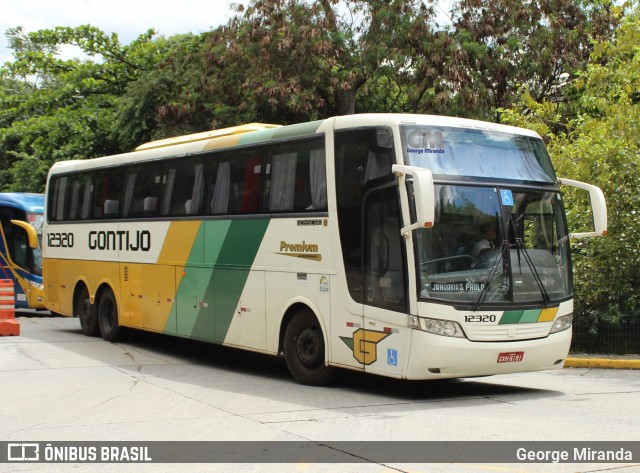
[2,313,639,473]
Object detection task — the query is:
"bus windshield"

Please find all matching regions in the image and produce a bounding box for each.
[26,212,44,275]
[401,125,556,183]
[415,185,571,307]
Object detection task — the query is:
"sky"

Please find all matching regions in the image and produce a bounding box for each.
[0,0,234,64]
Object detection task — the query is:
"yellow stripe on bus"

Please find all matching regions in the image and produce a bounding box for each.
[158,221,202,265]
[538,307,558,322]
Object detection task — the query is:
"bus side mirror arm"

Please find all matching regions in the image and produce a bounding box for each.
[558,178,608,238]
[10,220,38,249]
[392,164,436,237]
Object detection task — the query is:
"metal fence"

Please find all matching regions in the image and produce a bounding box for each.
[570,313,640,354]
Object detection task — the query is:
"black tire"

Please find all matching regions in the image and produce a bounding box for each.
[75,286,99,336]
[97,288,123,342]
[284,310,334,386]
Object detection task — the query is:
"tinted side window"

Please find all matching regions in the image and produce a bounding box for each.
[162,157,206,216]
[264,137,326,212]
[92,170,124,219]
[364,187,407,312]
[122,162,164,218]
[48,176,68,222]
[207,147,264,214]
[335,128,395,303]
[66,174,93,220]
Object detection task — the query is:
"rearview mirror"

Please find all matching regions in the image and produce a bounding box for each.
[10,220,38,249]
[392,164,435,236]
[558,178,607,238]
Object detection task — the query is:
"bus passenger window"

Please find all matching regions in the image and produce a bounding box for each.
[49,176,68,221]
[209,148,263,215]
[268,152,297,211]
[241,157,261,213]
[209,162,230,214]
[162,158,205,216]
[64,174,93,221]
[92,171,123,219]
[264,137,326,213]
[123,162,163,218]
[309,149,327,210]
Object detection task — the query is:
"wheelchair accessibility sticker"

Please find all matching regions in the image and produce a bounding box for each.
[500,189,514,206]
[387,349,398,366]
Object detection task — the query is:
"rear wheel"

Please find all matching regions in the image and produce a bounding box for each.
[76,286,99,336]
[284,310,334,385]
[97,288,123,342]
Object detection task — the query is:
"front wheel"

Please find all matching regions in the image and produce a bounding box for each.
[97,288,123,342]
[284,310,334,386]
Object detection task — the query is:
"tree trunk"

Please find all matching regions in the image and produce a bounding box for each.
[336,88,357,115]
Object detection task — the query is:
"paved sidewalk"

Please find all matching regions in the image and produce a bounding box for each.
[565,353,640,370]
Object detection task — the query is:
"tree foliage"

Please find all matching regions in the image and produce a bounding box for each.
[0,25,167,191]
[449,0,620,119]
[501,2,639,321]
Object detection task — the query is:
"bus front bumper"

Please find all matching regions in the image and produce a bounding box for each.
[404,328,572,380]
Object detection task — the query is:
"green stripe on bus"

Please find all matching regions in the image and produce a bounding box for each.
[499,309,544,324]
[238,128,279,145]
[191,219,270,343]
[271,120,323,140]
[238,120,323,145]
[520,309,542,323]
[499,311,523,324]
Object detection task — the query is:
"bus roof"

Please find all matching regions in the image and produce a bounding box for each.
[47,114,542,177]
[0,193,45,213]
[135,123,281,151]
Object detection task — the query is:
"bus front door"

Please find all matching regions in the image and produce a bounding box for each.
[362,186,411,378]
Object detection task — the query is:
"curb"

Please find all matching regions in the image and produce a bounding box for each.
[564,357,640,370]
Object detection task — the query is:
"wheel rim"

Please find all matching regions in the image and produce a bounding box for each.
[80,300,92,321]
[295,326,323,369]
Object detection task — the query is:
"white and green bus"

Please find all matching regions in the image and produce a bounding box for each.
[43,114,606,385]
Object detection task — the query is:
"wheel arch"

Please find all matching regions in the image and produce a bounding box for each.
[277,299,329,360]
[94,281,118,311]
[72,279,90,312]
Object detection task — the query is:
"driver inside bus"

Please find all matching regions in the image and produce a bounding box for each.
[472,222,498,260]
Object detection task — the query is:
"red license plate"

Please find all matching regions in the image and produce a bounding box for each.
[497,351,524,363]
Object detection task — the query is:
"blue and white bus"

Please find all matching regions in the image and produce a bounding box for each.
[0,193,45,309]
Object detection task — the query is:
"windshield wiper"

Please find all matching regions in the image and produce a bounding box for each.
[472,243,507,311]
[514,237,551,307]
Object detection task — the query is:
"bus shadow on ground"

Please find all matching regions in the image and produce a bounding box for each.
[113,326,561,403]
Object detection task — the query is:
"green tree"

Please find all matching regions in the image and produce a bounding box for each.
[114,0,622,143]
[219,0,444,119]
[501,3,640,323]
[448,0,621,120]
[113,33,217,150]
[0,25,168,191]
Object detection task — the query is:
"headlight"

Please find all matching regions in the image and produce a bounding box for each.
[550,314,573,334]
[28,280,44,290]
[419,317,466,338]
